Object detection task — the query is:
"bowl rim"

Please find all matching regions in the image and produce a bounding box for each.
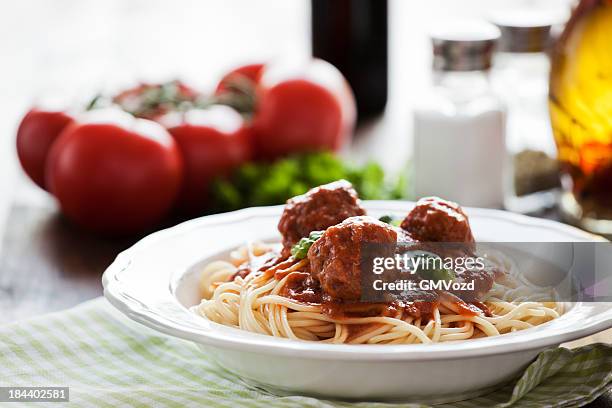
[103,201,612,361]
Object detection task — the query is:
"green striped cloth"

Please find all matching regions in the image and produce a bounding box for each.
[0,298,610,408]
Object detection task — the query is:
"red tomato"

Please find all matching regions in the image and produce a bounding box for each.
[46,109,183,235]
[162,105,253,215]
[215,63,265,95]
[113,80,200,121]
[16,108,75,190]
[252,59,356,159]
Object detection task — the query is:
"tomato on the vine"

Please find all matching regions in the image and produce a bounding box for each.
[252,59,356,159]
[46,108,183,235]
[162,105,253,215]
[215,63,264,95]
[113,80,200,121]
[16,108,75,190]
[214,64,265,115]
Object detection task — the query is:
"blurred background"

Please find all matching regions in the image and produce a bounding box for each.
[0,0,575,215]
[3,0,611,322]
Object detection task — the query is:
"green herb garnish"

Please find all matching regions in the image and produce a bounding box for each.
[420,267,456,282]
[415,254,456,282]
[211,151,408,213]
[290,230,325,260]
[379,215,402,227]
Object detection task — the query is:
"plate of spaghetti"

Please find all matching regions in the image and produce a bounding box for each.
[103,181,612,403]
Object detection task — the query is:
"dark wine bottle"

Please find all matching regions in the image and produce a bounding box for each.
[311,0,388,120]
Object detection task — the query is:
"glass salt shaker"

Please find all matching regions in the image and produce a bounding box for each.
[413,21,506,208]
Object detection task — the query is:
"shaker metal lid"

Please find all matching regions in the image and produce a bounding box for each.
[489,10,568,53]
[430,21,501,71]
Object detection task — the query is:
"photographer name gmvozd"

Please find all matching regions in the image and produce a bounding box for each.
[369,251,484,293]
[372,278,475,292]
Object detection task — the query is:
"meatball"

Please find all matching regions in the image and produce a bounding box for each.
[278,180,366,252]
[395,227,416,244]
[308,216,397,301]
[401,197,474,243]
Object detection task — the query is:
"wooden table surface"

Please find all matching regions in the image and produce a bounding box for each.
[0,0,608,405]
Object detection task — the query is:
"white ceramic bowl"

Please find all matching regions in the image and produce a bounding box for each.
[103,201,612,404]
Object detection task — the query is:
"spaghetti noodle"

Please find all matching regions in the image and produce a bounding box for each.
[193,241,563,344]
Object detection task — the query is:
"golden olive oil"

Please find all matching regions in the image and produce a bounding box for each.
[549,0,612,231]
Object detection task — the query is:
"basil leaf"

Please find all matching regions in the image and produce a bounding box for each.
[290,230,324,260]
[379,215,402,227]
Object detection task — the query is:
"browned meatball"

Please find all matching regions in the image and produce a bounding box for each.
[278,180,366,252]
[308,216,397,301]
[401,197,475,243]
